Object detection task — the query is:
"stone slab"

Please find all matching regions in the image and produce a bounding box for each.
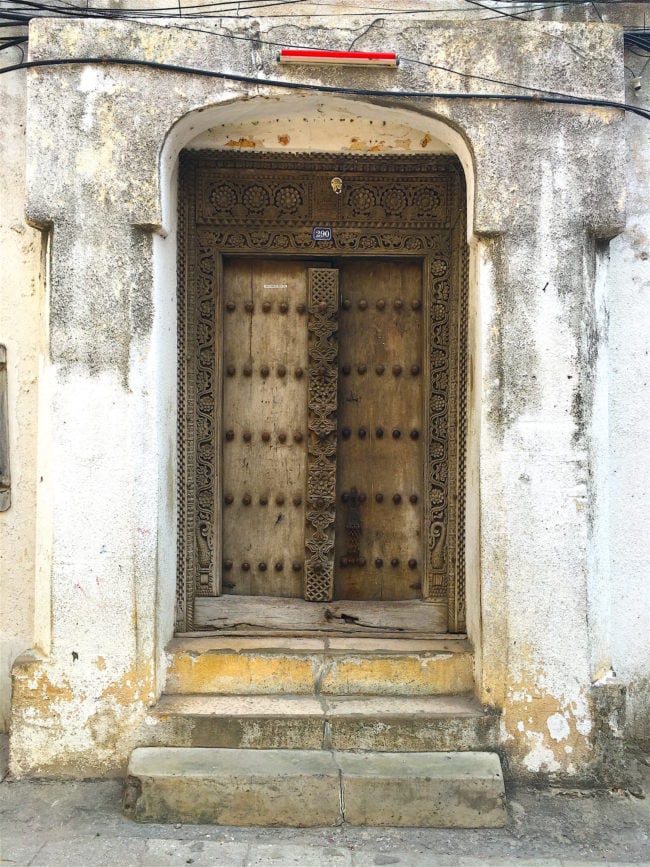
[125,747,342,826]
[322,695,480,716]
[336,751,506,828]
[124,747,506,828]
[328,713,499,753]
[148,694,498,752]
[165,643,474,696]
[156,693,325,717]
[318,651,474,696]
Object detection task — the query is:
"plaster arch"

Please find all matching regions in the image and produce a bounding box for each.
[157,94,477,239]
[153,94,482,667]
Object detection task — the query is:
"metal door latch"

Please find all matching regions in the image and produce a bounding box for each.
[340,487,366,567]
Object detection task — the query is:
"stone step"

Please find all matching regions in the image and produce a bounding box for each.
[124,747,506,827]
[148,693,499,752]
[165,636,474,696]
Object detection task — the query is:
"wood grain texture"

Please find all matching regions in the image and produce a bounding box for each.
[222,259,309,597]
[335,260,424,601]
[196,595,447,634]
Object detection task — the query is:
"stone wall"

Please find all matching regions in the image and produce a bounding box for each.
[0,52,42,732]
[607,73,650,748]
[0,6,648,776]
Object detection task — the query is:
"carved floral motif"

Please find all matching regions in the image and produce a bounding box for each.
[305,269,339,602]
[209,183,237,212]
[413,187,441,217]
[426,261,451,595]
[381,188,408,215]
[348,187,377,215]
[274,185,303,213]
[197,155,450,228]
[242,185,270,213]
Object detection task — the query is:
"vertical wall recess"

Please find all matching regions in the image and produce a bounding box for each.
[305,268,339,602]
[0,345,9,511]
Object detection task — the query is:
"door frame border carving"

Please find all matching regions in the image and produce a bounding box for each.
[177,150,468,634]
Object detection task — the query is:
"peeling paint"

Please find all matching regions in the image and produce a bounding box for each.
[522,735,561,774]
[225,137,256,148]
[547,713,571,742]
[3,14,648,782]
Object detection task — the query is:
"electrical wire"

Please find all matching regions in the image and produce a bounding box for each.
[1,54,649,121]
[1,6,647,107]
[3,0,650,19]
[0,1,633,102]
[0,0,628,97]
[1,0,648,91]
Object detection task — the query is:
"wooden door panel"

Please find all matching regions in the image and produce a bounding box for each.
[180,152,466,634]
[335,260,424,601]
[221,259,309,597]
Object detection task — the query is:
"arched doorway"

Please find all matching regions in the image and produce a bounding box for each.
[176,148,469,636]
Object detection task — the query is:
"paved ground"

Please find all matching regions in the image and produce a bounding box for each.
[1,739,649,866]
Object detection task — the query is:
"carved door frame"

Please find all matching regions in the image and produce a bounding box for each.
[176,151,468,634]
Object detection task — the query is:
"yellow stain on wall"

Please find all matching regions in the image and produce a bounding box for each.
[167,652,318,695]
[320,653,474,696]
[166,649,474,697]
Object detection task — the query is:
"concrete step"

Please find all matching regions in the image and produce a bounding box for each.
[124,747,506,827]
[148,693,499,752]
[165,636,474,696]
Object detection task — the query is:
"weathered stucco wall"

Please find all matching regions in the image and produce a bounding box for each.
[606,68,650,747]
[1,10,648,778]
[0,50,43,733]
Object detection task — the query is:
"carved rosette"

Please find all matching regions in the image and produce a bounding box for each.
[305,269,339,602]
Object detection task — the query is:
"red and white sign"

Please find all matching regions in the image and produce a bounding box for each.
[278,49,399,68]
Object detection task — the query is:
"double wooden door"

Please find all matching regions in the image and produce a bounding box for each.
[220,257,424,604]
[178,150,467,635]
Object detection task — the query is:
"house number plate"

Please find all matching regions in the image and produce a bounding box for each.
[312,227,333,241]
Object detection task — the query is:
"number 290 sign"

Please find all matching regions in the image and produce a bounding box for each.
[312,227,333,241]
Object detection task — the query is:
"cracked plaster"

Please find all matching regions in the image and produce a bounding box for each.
[1,13,647,781]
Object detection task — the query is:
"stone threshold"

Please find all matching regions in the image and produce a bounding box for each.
[124,747,507,827]
[168,635,472,654]
[164,636,475,697]
[155,693,485,718]
[146,693,499,752]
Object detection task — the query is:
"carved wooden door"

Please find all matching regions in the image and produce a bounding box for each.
[335,259,424,602]
[221,258,311,597]
[178,151,467,634]
[219,255,425,604]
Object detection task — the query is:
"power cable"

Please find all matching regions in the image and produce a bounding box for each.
[1,54,649,121]
[2,2,648,99]
[4,0,650,19]
[0,4,625,101]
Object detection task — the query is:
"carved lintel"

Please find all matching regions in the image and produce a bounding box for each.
[305,268,339,602]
